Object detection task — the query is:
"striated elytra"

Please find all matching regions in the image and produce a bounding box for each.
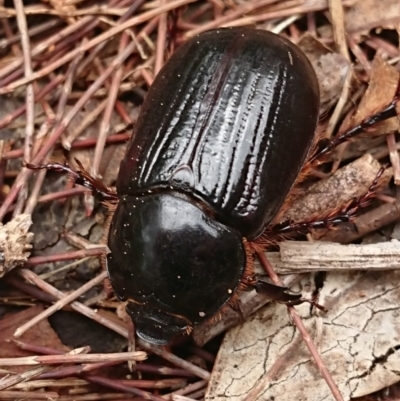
[107,27,320,345]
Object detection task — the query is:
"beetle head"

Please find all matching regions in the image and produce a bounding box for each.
[106,193,246,345]
[125,300,191,345]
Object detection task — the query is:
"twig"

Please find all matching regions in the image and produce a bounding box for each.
[0,0,197,94]
[0,346,90,391]
[18,268,128,336]
[0,0,127,82]
[347,35,372,75]
[154,0,167,75]
[325,67,353,139]
[321,191,400,243]
[12,0,34,217]
[14,271,108,337]
[0,18,62,49]
[328,0,350,61]
[0,390,59,399]
[91,32,130,179]
[163,379,208,399]
[0,39,138,220]
[25,248,106,266]
[245,252,344,401]
[15,269,210,380]
[0,351,147,366]
[62,99,108,150]
[265,240,400,273]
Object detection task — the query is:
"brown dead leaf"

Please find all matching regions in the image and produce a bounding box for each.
[207,270,400,401]
[281,153,391,224]
[0,214,33,277]
[344,0,400,33]
[298,34,350,115]
[342,56,399,135]
[0,305,70,372]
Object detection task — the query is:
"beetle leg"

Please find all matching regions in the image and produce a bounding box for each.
[255,279,301,302]
[255,279,326,311]
[25,158,118,201]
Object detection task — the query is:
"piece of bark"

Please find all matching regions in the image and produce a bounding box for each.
[0,214,33,277]
[320,194,400,243]
[281,153,391,223]
[298,34,350,116]
[207,269,400,401]
[263,240,400,274]
[344,0,400,34]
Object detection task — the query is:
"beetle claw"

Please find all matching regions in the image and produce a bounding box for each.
[255,279,302,304]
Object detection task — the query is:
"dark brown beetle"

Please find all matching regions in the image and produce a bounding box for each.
[28,27,321,345]
[107,27,320,344]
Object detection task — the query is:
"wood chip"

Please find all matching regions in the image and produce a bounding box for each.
[0,213,33,277]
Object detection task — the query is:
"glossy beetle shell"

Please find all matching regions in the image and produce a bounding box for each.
[117,28,319,239]
[107,27,320,344]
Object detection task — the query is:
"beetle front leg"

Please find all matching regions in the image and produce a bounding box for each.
[255,279,325,311]
[254,279,301,303]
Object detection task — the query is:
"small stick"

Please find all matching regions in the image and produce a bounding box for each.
[135,364,197,377]
[18,268,128,336]
[0,0,126,81]
[9,0,35,217]
[0,346,90,391]
[347,35,372,75]
[247,252,344,401]
[171,395,196,401]
[14,270,108,337]
[0,351,147,366]
[328,0,351,62]
[91,29,131,179]
[13,0,34,164]
[0,75,63,131]
[62,99,108,149]
[324,68,352,139]
[0,38,136,220]
[15,269,210,380]
[3,133,131,160]
[0,0,197,94]
[265,240,400,274]
[11,378,88,389]
[25,247,106,266]
[0,19,62,49]
[85,375,166,401]
[164,379,207,398]
[154,0,167,75]
[0,390,58,399]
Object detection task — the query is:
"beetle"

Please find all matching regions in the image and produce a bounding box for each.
[107,27,320,344]
[28,27,321,345]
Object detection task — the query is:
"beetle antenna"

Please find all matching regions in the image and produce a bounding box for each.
[271,164,388,235]
[312,87,400,162]
[25,159,118,201]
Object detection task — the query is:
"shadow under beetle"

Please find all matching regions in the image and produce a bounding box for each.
[27,27,398,345]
